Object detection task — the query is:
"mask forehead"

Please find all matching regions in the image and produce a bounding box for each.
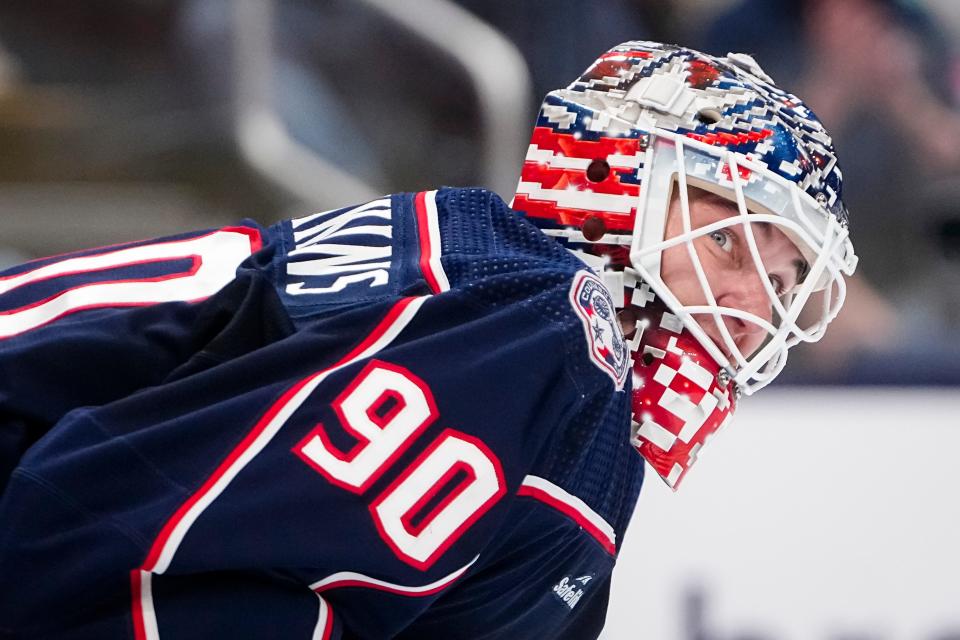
[563,41,848,226]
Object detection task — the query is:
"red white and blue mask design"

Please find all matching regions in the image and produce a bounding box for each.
[512,41,858,489]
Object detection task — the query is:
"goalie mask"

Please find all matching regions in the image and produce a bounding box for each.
[512,41,858,489]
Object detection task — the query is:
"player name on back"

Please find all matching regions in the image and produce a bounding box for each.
[285,197,393,296]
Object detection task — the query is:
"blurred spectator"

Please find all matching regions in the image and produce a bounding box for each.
[697,0,960,384]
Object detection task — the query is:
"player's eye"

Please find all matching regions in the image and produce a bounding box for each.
[709,229,734,253]
[768,274,785,296]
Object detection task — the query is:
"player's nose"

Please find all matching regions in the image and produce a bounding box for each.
[719,271,773,348]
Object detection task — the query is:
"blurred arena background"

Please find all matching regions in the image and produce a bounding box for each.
[0,1,957,637]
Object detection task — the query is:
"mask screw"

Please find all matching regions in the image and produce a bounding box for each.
[815,192,829,206]
[717,369,731,387]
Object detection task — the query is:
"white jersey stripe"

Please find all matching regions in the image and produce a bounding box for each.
[517,475,616,554]
[312,595,333,640]
[136,571,160,640]
[421,190,451,293]
[310,555,478,596]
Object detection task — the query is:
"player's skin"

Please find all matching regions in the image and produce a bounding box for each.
[659,186,809,359]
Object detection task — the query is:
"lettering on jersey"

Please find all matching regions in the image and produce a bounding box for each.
[551,574,594,610]
[285,197,393,296]
[569,270,629,390]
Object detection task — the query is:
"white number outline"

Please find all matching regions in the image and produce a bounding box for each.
[293,362,506,570]
[370,428,506,571]
[0,227,261,339]
[292,359,438,494]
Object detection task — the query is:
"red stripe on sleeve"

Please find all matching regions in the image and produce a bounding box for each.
[413,191,443,295]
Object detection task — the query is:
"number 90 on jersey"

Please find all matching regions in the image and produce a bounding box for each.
[293,360,506,571]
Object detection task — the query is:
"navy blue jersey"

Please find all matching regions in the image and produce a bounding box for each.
[0,188,644,639]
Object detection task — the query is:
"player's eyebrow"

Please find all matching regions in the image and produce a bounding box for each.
[695,191,741,214]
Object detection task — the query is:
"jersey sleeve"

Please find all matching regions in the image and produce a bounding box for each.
[0,224,275,490]
[394,495,618,640]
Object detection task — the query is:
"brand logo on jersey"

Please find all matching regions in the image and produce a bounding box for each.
[552,574,593,610]
[569,270,628,390]
[285,197,393,296]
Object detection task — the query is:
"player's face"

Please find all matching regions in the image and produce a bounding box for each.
[659,187,808,360]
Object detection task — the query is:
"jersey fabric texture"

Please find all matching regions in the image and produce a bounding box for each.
[0,188,644,639]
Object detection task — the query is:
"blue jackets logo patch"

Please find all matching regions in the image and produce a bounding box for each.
[569,271,628,390]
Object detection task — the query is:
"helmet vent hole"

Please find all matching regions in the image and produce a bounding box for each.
[695,108,721,125]
[582,215,607,241]
[641,352,655,367]
[586,158,611,182]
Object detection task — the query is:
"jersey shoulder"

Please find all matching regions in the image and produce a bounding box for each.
[431,187,630,390]
[429,188,643,553]
[262,187,629,394]
[264,187,571,318]
[431,186,586,290]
